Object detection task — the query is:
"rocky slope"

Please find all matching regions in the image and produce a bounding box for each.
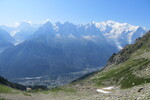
[63,30,150,99]
[73,30,150,88]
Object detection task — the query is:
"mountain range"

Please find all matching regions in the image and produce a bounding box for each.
[0,20,147,49]
[0,20,147,86]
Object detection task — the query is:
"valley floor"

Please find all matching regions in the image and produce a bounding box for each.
[0,83,150,100]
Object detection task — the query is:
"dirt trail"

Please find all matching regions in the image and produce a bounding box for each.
[0,83,150,100]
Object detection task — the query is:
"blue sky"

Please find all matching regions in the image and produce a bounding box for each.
[0,0,150,29]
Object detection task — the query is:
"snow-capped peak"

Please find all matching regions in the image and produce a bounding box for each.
[95,20,138,32]
[0,20,147,50]
[93,20,147,49]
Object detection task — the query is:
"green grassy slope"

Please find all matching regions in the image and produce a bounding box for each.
[0,84,12,93]
[72,31,150,89]
[0,76,26,91]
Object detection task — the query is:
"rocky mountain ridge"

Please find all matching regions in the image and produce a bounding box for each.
[0,20,147,49]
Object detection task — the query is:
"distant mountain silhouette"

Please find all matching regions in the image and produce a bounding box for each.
[0,29,14,52]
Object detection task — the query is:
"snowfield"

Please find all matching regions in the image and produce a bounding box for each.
[96,86,114,94]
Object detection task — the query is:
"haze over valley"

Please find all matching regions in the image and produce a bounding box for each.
[0,20,147,86]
